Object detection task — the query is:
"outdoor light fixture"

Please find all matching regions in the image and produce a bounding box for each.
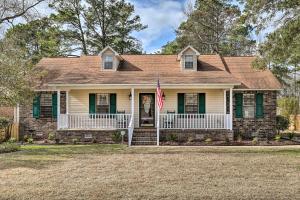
[129,92,132,100]
[162,92,166,100]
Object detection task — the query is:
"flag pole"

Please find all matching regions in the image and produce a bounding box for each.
[156,73,160,146]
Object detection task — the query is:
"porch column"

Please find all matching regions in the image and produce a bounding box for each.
[224,90,227,129]
[229,88,233,130]
[57,90,61,130]
[131,88,134,117]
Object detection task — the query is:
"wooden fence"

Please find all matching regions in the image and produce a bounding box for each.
[7,123,19,141]
[289,115,300,132]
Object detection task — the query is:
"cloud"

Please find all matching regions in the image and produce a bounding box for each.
[130,0,188,53]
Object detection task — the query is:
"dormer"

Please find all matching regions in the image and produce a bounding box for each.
[99,46,122,71]
[177,45,200,71]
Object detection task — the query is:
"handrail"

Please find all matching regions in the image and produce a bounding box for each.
[128,114,134,146]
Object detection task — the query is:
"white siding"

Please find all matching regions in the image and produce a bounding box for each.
[68,89,225,128]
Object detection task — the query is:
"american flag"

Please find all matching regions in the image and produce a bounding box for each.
[157,79,164,111]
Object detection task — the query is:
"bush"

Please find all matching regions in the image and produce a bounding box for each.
[205,138,212,143]
[27,137,34,144]
[48,132,55,141]
[0,117,9,129]
[8,137,16,143]
[0,142,20,154]
[112,132,122,143]
[166,133,178,142]
[72,138,78,144]
[274,135,281,142]
[23,134,29,142]
[276,115,289,134]
[286,132,295,140]
[252,137,259,145]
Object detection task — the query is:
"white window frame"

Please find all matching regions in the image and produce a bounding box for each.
[96,93,110,114]
[103,55,113,69]
[184,93,198,114]
[184,55,194,69]
[243,94,255,118]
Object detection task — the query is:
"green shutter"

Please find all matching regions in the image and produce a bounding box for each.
[52,93,57,118]
[32,95,40,119]
[256,93,264,118]
[89,94,96,114]
[178,93,185,113]
[110,93,116,114]
[198,93,206,114]
[235,93,243,118]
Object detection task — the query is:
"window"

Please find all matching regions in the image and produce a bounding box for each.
[185,93,198,113]
[243,94,255,118]
[104,55,113,69]
[184,55,193,69]
[39,93,53,118]
[96,94,110,113]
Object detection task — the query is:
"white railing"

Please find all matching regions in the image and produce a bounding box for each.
[127,114,134,146]
[58,114,131,130]
[159,113,231,129]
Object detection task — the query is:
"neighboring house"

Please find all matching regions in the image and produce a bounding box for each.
[18,46,281,144]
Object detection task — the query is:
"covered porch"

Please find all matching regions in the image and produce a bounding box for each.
[54,85,234,145]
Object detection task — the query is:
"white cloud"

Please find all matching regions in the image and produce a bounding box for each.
[130,0,188,52]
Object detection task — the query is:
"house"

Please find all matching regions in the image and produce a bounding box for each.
[18,46,281,145]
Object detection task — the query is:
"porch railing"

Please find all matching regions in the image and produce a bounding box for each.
[159,113,231,129]
[58,114,131,130]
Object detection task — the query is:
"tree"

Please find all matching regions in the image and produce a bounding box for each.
[161,41,179,54]
[49,0,89,55]
[85,0,146,54]
[5,18,68,64]
[0,38,36,106]
[244,0,300,95]
[0,0,46,25]
[164,0,255,55]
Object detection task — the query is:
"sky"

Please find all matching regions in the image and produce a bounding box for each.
[128,0,194,53]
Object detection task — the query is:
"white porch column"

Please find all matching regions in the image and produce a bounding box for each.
[131,88,134,118]
[224,90,227,129]
[229,88,233,130]
[57,90,61,130]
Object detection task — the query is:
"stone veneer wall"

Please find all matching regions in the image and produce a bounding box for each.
[19,91,66,140]
[160,129,234,142]
[232,91,277,139]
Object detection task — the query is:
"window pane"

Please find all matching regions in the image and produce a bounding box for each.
[185,93,198,113]
[40,93,52,118]
[104,56,113,69]
[96,94,110,114]
[243,94,255,118]
[185,55,193,69]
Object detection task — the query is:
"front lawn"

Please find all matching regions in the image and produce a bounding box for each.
[0,145,299,199]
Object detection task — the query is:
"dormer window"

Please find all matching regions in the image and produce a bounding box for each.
[104,55,113,69]
[184,55,194,69]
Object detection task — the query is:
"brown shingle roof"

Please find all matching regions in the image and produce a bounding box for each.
[35,54,281,90]
[223,56,282,89]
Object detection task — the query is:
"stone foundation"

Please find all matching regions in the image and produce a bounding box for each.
[56,130,127,143]
[160,129,233,142]
[233,91,277,139]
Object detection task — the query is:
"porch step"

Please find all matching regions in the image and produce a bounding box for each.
[131,128,157,145]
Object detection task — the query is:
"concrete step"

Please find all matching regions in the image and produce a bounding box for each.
[132,136,157,142]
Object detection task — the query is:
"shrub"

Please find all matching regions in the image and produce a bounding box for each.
[287,132,295,140]
[236,134,243,142]
[72,138,78,144]
[225,136,230,144]
[8,137,16,143]
[205,138,212,143]
[23,134,29,142]
[112,132,122,143]
[27,137,34,144]
[0,117,10,129]
[48,132,55,141]
[0,142,20,154]
[166,133,178,142]
[276,115,289,134]
[252,137,259,145]
[0,131,5,143]
[274,135,281,142]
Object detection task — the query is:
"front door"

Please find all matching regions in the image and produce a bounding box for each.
[139,93,155,127]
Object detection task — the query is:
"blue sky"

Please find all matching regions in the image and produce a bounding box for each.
[129,0,193,53]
